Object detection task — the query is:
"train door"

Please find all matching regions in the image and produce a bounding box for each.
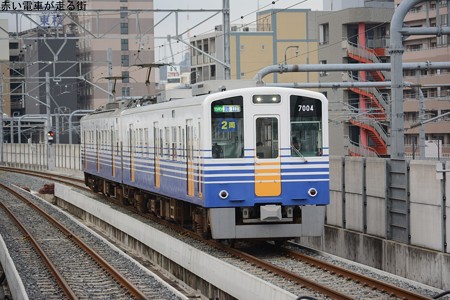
[111,126,115,177]
[197,119,203,198]
[254,116,281,196]
[96,129,100,173]
[186,119,195,197]
[82,130,87,170]
[129,125,135,182]
[153,122,160,188]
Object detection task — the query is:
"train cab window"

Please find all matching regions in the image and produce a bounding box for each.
[211,96,244,158]
[290,95,323,157]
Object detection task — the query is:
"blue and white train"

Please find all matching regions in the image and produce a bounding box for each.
[81,85,329,240]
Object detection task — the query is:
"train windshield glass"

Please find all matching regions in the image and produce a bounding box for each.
[211,96,244,158]
[290,95,323,157]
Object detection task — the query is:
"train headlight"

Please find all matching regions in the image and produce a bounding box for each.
[308,188,318,197]
[218,190,229,199]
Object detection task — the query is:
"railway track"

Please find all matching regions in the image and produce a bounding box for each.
[0,167,439,299]
[229,242,432,300]
[0,180,185,299]
[0,166,85,189]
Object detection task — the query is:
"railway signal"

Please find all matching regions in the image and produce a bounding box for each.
[47,130,55,144]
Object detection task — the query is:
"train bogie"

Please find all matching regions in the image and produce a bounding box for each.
[81,86,330,240]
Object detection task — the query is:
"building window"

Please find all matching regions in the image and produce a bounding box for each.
[319,23,329,45]
[122,71,129,83]
[319,60,328,77]
[120,7,128,19]
[121,22,129,34]
[120,0,127,2]
[122,87,130,97]
[407,44,422,51]
[121,39,128,51]
[121,55,129,67]
[210,65,216,78]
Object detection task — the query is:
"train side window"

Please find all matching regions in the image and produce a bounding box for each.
[144,128,149,158]
[165,127,170,158]
[181,128,185,159]
[172,126,177,160]
[139,128,143,157]
[211,96,244,159]
[159,129,163,158]
[290,95,323,157]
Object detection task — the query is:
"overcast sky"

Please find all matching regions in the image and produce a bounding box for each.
[153,0,323,63]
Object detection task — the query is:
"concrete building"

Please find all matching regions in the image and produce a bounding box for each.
[317,3,394,156]
[324,0,395,10]
[8,28,80,144]
[75,0,155,110]
[0,19,11,117]
[396,0,450,157]
[3,1,156,144]
[190,9,320,85]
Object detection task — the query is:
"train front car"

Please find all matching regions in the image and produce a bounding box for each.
[203,87,329,240]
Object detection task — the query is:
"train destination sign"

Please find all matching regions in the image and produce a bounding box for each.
[213,105,241,113]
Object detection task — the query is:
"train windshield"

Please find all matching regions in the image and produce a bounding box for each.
[211,96,244,158]
[290,95,323,157]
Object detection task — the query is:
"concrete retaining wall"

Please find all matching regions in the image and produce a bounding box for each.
[302,156,450,290]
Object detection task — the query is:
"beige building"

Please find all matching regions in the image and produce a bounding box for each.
[76,0,155,110]
[397,0,450,156]
[190,9,320,85]
[0,19,10,116]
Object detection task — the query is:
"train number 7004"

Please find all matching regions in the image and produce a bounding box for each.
[298,105,314,112]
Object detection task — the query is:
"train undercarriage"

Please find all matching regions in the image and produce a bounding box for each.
[85,174,210,237]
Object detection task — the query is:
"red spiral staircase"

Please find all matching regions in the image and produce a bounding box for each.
[344,40,389,156]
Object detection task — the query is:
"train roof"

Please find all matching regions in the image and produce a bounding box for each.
[81,84,328,121]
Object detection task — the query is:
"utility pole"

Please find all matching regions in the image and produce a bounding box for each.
[46,72,51,140]
[223,0,231,80]
[46,72,55,170]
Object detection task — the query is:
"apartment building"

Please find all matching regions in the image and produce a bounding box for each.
[75,0,155,110]
[189,9,320,85]
[1,19,11,117]
[396,0,450,156]
[317,4,394,156]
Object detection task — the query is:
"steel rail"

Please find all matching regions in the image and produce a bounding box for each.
[281,243,431,300]
[0,190,77,300]
[212,242,354,300]
[0,167,85,186]
[0,182,148,300]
